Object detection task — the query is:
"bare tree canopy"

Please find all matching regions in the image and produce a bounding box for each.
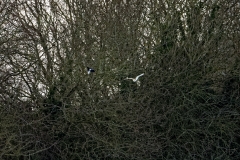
[1,0,239,159]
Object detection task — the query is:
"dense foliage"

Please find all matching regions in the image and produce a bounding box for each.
[0,0,239,159]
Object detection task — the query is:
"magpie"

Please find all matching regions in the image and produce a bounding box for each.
[87,67,95,74]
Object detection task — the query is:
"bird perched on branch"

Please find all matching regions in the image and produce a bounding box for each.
[87,67,95,74]
[125,73,144,86]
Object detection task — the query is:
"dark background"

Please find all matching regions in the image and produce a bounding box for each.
[0,0,239,159]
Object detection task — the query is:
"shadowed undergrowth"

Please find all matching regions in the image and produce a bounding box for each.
[1,0,239,159]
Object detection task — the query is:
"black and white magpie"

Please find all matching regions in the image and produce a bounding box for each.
[87,67,95,74]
